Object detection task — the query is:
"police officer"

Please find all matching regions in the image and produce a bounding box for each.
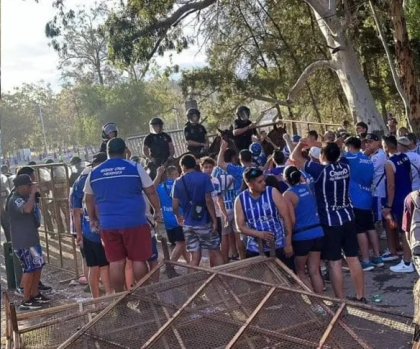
[184,108,208,158]
[143,117,175,179]
[99,122,131,158]
[233,106,257,151]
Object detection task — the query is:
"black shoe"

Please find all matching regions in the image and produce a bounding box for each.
[19,299,43,311]
[347,296,368,304]
[34,293,51,303]
[39,281,52,292]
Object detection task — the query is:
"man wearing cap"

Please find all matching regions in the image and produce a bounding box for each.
[8,175,49,310]
[71,152,112,298]
[234,167,294,269]
[69,156,84,187]
[398,136,420,191]
[84,138,163,292]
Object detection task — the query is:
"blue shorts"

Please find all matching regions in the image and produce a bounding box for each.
[148,236,158,262]
[14,244,45,273]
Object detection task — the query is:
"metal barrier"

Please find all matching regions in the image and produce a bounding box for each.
[126,119,343,157]
[31,163,80,280]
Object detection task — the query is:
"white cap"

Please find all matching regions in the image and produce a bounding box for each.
[309,146,321,160]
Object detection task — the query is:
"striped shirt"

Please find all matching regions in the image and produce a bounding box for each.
[213,167,237,210]
[238,186,285,252]
[305,160,354,227]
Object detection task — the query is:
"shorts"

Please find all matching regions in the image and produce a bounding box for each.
[293,237,324,257]
[83,237,108,267]
[222,210,237,236]
[101,225,152,262]
[322,221,359,261]
[149,236,158,262]
[166,227,185,244]
[184,224,220,252]
[353,208,375,233]
[14,244,45,273]
[372,196,383,222]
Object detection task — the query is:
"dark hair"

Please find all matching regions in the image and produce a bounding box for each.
[239,149,252,163]
[180,154,197,169]
[284,166,301,186]
[344,136,362,150]
[307,130,318,140]
[201,157,216,167]
[382,135,397,149]
[166,166,178,176]
[273,149,285,165]
[17,166,35,176]
[407,133,417,145]
[321,142,341,163]
[243,167,263,182]
[223,148,237,163]
[265,175,283,192]
[356,121,368,131]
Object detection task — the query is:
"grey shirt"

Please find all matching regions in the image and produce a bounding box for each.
[7,193,40,249]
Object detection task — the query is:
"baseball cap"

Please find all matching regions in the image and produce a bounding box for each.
[309,147,321,159]
[70,156,82,165]
[292,135,301,143]
[91,152,107,165]
[365,133,379,142]
[397,136,411,147]
[107,138,126,155]
[13,174,33,187]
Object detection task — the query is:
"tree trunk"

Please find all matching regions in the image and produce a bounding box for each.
[389,0,420,133]
[301,0,386,132]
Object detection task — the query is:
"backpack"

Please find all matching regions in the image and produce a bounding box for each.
[410,191,420,255]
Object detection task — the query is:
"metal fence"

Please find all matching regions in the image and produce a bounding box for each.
[31,163,80,280]
[126,119,343,158]
[4,257,414,349]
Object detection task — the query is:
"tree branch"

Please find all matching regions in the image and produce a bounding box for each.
[245,94,289,107]
[287,60,337,102]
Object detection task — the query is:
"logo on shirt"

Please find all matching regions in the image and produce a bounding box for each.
[14,198,25,208]
[100,167,126,176]
[329,168,349,180]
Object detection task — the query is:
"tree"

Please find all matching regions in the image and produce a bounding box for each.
[104,0,389,131]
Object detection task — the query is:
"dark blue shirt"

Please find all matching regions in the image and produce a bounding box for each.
[157,180,180,230]
[172,171,214,226]
[305,160,354,227]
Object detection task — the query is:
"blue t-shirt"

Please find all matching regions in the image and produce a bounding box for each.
[387,153,412,216]
[344,152,374,210]
[172,171,214,226]
[304,160,354,227]
[71,169,101,243]
[157,180,180,230]
[226,163,245,195]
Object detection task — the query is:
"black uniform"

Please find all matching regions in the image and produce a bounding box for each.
[99,140,107,153]
[143,132,172,166]
[233,119,257,151]
[184,122,207,157]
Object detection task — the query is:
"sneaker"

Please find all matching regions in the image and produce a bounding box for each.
[19,299,43,311]
[347,296,368,304]
[38,282,52,292]
[390,260,415,273]
[34,293,51,303]
[372,257,385,268]
[381,249,399,262]
[15,287,24,296]
[361,261,375,271]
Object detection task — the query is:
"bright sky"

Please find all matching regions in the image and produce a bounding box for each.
[2,0,207,93]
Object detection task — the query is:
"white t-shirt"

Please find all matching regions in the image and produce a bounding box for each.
[407,151,420,190]
[370,149,387,198]
[210,177,223,218]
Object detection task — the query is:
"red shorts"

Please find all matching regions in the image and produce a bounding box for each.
[101,225,152,262]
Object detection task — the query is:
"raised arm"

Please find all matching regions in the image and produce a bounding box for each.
[217,139,229,171]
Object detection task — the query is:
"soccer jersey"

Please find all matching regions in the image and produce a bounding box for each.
[344,152,374,210]
[386,153,412,214]
[305,160,354,227]
[157,180,180,230]
[226,163,245,195]
[370,149,387,198]
[407,151,420,190]
[286,184,324,241]
[238,186,285,253]
[213,167,236,211]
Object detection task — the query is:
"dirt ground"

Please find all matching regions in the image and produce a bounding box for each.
[0,233,418,347]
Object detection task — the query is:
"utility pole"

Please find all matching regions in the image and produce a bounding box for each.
[38,105,48,154]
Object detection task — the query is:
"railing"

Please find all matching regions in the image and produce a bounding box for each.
[126,119,343,157]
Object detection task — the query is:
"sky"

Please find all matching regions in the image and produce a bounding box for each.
[1,0,207,93]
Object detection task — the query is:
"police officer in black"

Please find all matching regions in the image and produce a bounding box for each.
[143,117,175,179]
[99,122,131,158]
[184,108,208,158]
[232,106,257,151]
